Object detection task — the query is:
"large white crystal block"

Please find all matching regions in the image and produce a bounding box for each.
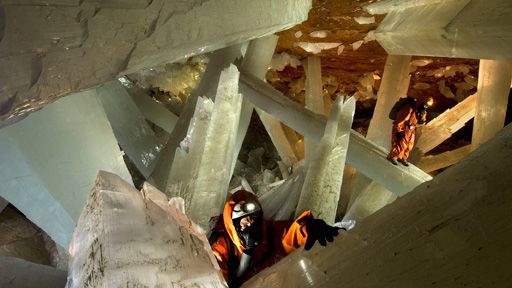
[66,171,225,287]
[296,97,355,223]
[0,0,312,127]
[97,81,165,178]
[0,256,67,288]
[0,90,131,247]
[245,123,512,288]
[373,0,512,60]
[126,0,312,73]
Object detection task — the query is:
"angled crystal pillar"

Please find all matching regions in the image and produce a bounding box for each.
[0,90,131,247]
[344,55,411,219]
[0,256,67,288]
[304,56,325,164]
[245,123,512,288]
[239,72,432,196]
[232,35,279,175]
[151,45,244,191]
[416,145,472,173]
[249,40,302,167]
[366,55,411,150]
[126,84,179,134]
[259,164,307,221]
[372,0,512,60]
[67,171,225,287]
[413,94,475,158]
[256,113,300,166]
[97,81,165,178]
[471,60,512,150]
[295,97,355,224]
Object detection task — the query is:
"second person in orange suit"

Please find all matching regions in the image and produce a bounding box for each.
[388,97,432,166]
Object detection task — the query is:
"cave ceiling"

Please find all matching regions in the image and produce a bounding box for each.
[271,0,479,136]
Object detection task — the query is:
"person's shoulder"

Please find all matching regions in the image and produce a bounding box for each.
[208,216,229,245]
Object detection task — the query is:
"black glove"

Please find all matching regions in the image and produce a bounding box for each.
[304,218,340,251]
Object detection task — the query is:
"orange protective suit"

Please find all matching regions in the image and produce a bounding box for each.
[388,102,426,161]
[210,190,313,286]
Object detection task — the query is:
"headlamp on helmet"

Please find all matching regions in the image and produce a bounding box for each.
[232,201,261,220]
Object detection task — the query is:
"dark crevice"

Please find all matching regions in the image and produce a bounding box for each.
[29,54,43,88]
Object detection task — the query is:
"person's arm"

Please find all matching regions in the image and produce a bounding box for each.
[281,210,314,254]
[211,237,230,281]
[282,210,341,253]
[419,110,427,124]
[394,106,413,132]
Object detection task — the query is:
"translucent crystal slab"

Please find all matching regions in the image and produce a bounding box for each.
[97,81,165,178]
[126,84,178,134]
[0,90,131,247]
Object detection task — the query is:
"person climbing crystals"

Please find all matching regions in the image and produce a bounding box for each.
[208,190,340,287]
[387,96,433,166]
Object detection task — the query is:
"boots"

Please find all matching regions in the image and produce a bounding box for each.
[398,159,409,166]
[387,157,398,165]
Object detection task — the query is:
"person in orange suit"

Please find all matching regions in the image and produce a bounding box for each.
[209,190,339,287]
[387,97,432,166]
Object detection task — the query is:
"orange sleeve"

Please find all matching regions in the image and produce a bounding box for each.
[420,111,427,124]
[211,237,230,281]
[281,210,314,254]
[394,106,413,132]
